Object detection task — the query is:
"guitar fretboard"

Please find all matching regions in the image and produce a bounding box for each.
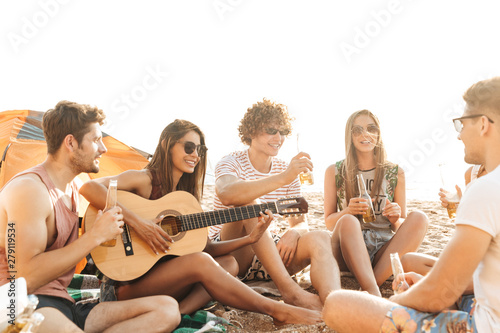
[179,202,277,231]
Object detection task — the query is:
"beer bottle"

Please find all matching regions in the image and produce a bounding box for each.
[356,174,375,223]
[100,179,118,247]
[19,313,44,333]
[2,295,40,333]
[390,252,410,294]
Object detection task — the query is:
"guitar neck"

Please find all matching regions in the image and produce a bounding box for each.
[179,202,277,231]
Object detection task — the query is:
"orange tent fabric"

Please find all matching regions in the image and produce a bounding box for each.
[0,110,150,216]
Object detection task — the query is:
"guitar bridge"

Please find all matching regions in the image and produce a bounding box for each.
[122,225,134,256]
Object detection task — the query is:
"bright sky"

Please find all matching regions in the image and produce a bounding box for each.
[1,0,499,198]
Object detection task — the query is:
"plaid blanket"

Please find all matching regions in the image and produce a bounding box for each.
[68,275,230,332]
[68,274,100,302]
[174,311,230,333]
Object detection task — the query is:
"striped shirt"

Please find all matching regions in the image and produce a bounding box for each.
[208,149,301,239]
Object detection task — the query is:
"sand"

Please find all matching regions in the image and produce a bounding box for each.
[199,185,453,332]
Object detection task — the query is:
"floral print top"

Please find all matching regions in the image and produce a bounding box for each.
[334,159,399,230]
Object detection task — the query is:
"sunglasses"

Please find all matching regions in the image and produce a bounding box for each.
[177,141,207,157]
[452,114,494,133]
[264,128,291,136]
[351,125,379,137]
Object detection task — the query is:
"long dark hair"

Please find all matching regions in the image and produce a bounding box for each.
[145,119,206,201]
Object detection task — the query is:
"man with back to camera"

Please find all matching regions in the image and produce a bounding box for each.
[323,77,500,332]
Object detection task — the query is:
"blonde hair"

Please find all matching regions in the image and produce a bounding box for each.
[463,77,500,116]
[341,109,391,204]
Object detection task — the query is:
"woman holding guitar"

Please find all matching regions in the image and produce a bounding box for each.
[80,119,321,326]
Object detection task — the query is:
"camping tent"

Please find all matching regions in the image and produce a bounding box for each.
[0,110,150,216]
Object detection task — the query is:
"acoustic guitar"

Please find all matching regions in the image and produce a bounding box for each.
[83,190,308,281]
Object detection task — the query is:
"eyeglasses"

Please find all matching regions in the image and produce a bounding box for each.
[351,125,379,137]
[452,114,494,133]
[264,128,291,136]
[177,141,207,157]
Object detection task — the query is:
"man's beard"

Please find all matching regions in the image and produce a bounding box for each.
[71,149,100,174]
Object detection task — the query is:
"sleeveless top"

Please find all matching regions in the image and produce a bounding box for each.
[0,165,79,303]
[334,160,398,230]
[149,169,163,200]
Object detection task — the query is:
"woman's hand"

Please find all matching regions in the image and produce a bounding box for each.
[382,198,401,224]
[439,185,462,208]
[133,216,173,255]
[248,209,273,244]
[346,197,370,215]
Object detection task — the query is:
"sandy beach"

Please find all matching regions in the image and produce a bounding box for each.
[199,185,453,332]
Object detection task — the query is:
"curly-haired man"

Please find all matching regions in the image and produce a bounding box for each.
[209,98,340,311]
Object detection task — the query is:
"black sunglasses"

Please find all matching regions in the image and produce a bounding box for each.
[264,128,291,136]
[177,141,207,157]
[452,114,494,133]
[351,125,379,137]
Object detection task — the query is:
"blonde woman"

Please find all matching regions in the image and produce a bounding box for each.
[324,109,429,296]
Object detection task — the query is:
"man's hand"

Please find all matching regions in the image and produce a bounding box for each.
[248,209,273,244]
[131,216,173,255]
[90,207,124,245]
[276,229,300,266]
[282,152,313,185]
[390,272,423,297]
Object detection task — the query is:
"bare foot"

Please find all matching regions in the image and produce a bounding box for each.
[272,304,323,326]
[282,288,323,311]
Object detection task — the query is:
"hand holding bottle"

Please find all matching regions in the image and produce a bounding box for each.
[390,253,410,294]
[356,174,375,223]
[100,179,120,247]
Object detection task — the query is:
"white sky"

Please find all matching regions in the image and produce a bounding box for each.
[1,0,500,198]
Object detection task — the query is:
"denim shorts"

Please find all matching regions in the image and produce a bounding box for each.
[362,228,394,262]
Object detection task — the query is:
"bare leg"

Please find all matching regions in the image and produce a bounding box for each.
[401,252,437,275]
[287,230,341,303]
[85,296,180,333]
[332,215,380,296]
[373,211,429,286]
[35,308,83,333]
[221,218,322,310]
[323,290,394,333]
[117,252,322,325]
[178,255,238,314]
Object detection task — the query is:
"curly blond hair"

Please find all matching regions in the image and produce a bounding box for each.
[238,98,294,145]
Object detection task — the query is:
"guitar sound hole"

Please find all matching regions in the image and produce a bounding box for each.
[161,215,181,236]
